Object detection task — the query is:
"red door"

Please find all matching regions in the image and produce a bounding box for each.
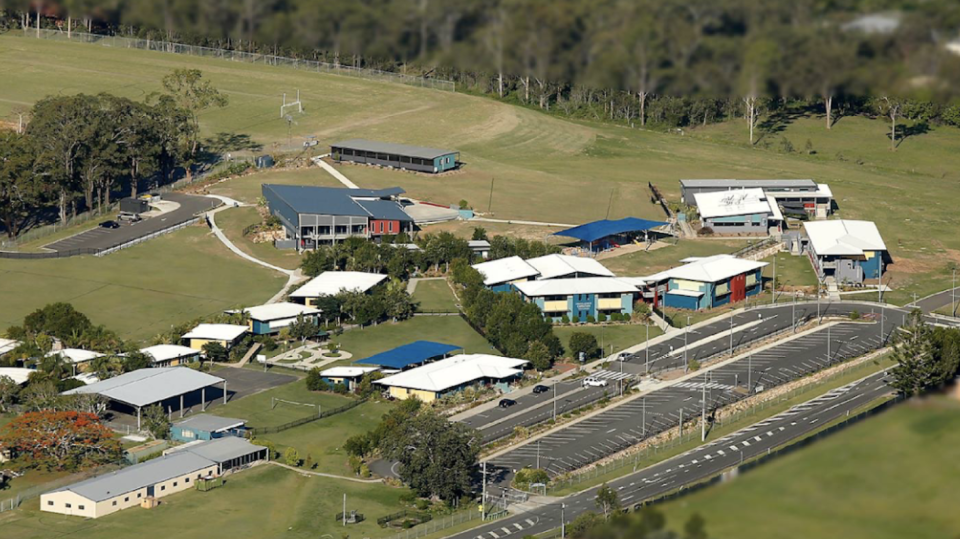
[730,274,746,302]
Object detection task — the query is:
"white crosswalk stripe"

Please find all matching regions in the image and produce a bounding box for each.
[674,381,735,391]
[592,370,633,381]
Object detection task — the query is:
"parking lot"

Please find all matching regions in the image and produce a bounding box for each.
[44,193,219,253]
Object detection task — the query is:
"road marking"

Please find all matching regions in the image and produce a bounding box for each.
[525,519,535,526]
[754,436,762,442]
[501,527,512,535]
[489,532,500,539]
[704,454,713,460]
[514,524,523,531]
[729,446,739,452]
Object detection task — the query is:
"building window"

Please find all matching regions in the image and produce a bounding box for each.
[124,497,129,502]
[160,486,166,491]
[79,505,85,510]
[137,493,142,498]
[47,501,54,506]
[65,503,72,508]
[185,477,190,483]
[173,482,178,487]
[112,501,117,506]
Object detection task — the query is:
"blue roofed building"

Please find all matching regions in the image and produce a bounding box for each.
[262,184,414,249]
[554,217,669,253]
[354,341,461,371]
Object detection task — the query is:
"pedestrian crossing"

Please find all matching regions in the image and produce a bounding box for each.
[475,518,539,539]
[591,370,633,381]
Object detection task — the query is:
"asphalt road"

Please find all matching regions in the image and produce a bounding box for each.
[467,300,896,445]
[912,287,960,315]
[448,370,895,539]
[45,193,220,252]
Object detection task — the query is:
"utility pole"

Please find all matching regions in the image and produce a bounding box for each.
[487,177,495,213]
[729,316,734,357]
[828,323,832,364]
[537,440,541,469]
[684,315,691,368]
[953,268,957,317]
[792,294,797,333]
[561,503,566,539]
[701,371,707,441]
[642,397,646,436]
[343,493,346,527]
[881,303,885,345]
[748,354,752,390]
[553,383,557,421]
[481,462,487,521]
[772,253,777,305]
[645,321,650,375]
[679,407,683,438]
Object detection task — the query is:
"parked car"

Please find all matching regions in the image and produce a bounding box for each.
[498,398,517,408]
[118,211,141,223]
[532,385,550,395]
[582,377,609,388]
[616,352,631,362]
[98,220,120,229]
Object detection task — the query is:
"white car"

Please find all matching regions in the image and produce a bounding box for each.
[616,352,631,362]
[582,377,609,388]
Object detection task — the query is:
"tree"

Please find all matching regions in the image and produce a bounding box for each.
[20,380,63,411]
[202,341,229,363]
[889,309,938,396]
[122,351,152,372]
[0,131,43,239]
[525,340,553,372]
[472,227,488,241]
[284,446,300,467]
[873,96,904,151]
[305,367,330,392]
[0,410,120,470]
[385,410,479,502]
[142,404,171,440]
[684,513,708,539]
[66,393,108,418]
[19,303,93,342]
[161,69,228,156]
[301,248,335,277]
[288,314,319,344]
[595,483,620,519]
[568,332,599,361]
[89,355,121,380]
[0,375,20,413]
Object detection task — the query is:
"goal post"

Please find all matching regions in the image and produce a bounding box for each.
[280,90,303,118]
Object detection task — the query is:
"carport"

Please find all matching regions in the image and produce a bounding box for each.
[64,368,227,430]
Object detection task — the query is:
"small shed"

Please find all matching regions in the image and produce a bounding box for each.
[171,414,247,443]
[120,197,150,215]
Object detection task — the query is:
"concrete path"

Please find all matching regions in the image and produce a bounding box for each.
[649,311,676,333]
[470,217,575,228]
[311,155,359,189]
[269,461,381,484]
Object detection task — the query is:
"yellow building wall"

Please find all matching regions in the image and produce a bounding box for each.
[388,387,438,403]
[864,251,875,259]
[673,279,703,291]
[543,300,568,312]
[188,338,228,351]
[597,298,622,310]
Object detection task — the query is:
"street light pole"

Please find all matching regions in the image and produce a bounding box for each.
[792,294,797,333]
[645,321,650,375]
[701,371,707,441]
[684,315,691,368]
[772,252,777,305]
[553,384,557,421]
[561,504,566,539]
[642,397,646,436]
[481,462,487,521]
[729,316,734,357]
[953,268,957,317]
[537,440,541,469]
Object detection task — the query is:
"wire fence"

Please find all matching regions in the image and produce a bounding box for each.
[19,29,456,92]
[387,508,487,539]
[544,357,886,494]
[246,397,368,436]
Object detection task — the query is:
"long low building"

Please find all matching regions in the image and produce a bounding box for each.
[290,271,388,307]
[514,278,639,322]
[658,255,767,310]
[693,188,783,235]
[181,324,248,351]
[802,219,887,285]
[40,437,267,519]
[229,302,321,335]
[472,254,614,292]
[331,139,459,174]
[681,179,833,220]
[377,354,528,403]
[139,345,200,368]
[263,184,414,249]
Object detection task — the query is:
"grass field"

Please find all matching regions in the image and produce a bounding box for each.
[657,395,960,539]
[553,324,664,358]
[762,251,819,290]
[214,206,302,270]
[207,374,353,428]
[5,35,960,304]
[0,226,285,342]
[600,240,744,277]
[412,279,458,313]
[335,315,496,362]
[0,464,415,539]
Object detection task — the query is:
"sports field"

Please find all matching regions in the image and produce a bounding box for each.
[657,396,960,539]
[0,226,285,342]
[412,279,459,313]
[0,464,415,539]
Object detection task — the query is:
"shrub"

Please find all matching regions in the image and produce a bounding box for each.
[359,463,371,478]
[561,314,570,324]
[699,226,715,236]
[688,359,701,371]
[850,310,861,320]
[283,447,300,467]
[416,499,430,511]
[597,313,607,323]
[571,316,580,324]
[586,315,596,324]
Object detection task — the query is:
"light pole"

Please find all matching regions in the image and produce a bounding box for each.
[953,268,957,317]
[684,315,691,369]
[772,252,777,305]
[642,397,646,436]
[561,503,566,539]
[700,370,707,441]
[729,316,734,357]
[481,461,487,521]
[827,323,832,364]
[553,384,557,421]
[792,293,797,332]
[537,440,541,469]
[645,320,650,375]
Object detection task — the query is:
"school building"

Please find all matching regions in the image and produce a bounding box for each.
[513,278,639,322]
[171,415,248,443]
[693,188,784,235]
[289,271,388,308]
[680,179,833,220]
[330,139,459,174]
[472,254,614,292]
[655,254,767,310]
[139,345,200,368]
[181,324,248,351]
[376,354,528,403]
[802,220,887,285]
[229,302,321,335]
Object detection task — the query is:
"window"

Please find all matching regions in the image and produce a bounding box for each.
[182,430,195,439]
[185,477,190,483]
[78,505,85,510]
[112,501,117,506]
[160,486,166,491]
[65,503,72,509]
[137,493,142,498]
[173,482,178,487]
[47,501,54,506]
[124,497,129,502]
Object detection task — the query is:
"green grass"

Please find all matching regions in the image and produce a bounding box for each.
[207,167,344,204]
[213,206,302,270]
[553,324,663,358]
[600,239,743,277]
[656,394,960,539]
[207,374,352,429]
[763,251,818,290]
[264,399,396,476]
[338,315,496,362]
[412,279,458,313]
[0,464,415,539]
[0,226,285,343]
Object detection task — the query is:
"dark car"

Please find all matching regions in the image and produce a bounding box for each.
[99,220,120,229]
[532,385,550,395]
[498,398,517,409]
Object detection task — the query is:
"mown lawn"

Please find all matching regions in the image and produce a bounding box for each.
[207,376,353,429]
[553,323,664,359]
[762,250,819,291]
[412,279,458,313]
[600,239,743,277]
[0,464,415,539]
[0,226,285,344]
[335,315,496,363]
[214,206,302,270]
[657,396,960,539]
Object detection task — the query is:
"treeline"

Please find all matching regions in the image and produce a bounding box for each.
[889,309,960,396]
[0,69,224,239]
[6,1,960,137]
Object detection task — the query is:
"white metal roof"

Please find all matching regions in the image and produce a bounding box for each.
[181,324,248,342]
[468,240,491,249]
[663,255,767,283]
[667,289,705,297]
[173,414,246,433]
[71,372,101,385]
[46,348,104,364]
[0,338,19,356]
[803,220,886,256]
[376,354,528,392]
[526,254,615,280]
[320,366,380,378]
[619,271,672,286]
[290,271,388,298]
[0,367,33,385]
[63,367,224,408]
[694,188,774,219]
[514,277,638,297]
[472,256,539,286]
[234,302,322,320]
[140,344,199,363]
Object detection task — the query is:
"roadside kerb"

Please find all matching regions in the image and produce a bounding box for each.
[481,320,846,462]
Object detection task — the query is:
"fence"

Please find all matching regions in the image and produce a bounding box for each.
[387,509,484,539]
[247,397,368,436]
[545,356,886,493]
[19,29,456,92]
[377,509,433,527]
[0,463,123,513]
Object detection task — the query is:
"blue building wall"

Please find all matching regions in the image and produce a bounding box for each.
[860,252,883,279]
[171,426,237,443]
[531,293,634,321]
[489,283,515,293]
[251,320,270,335]
[663,293,701,310]
[434,153,458,172]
